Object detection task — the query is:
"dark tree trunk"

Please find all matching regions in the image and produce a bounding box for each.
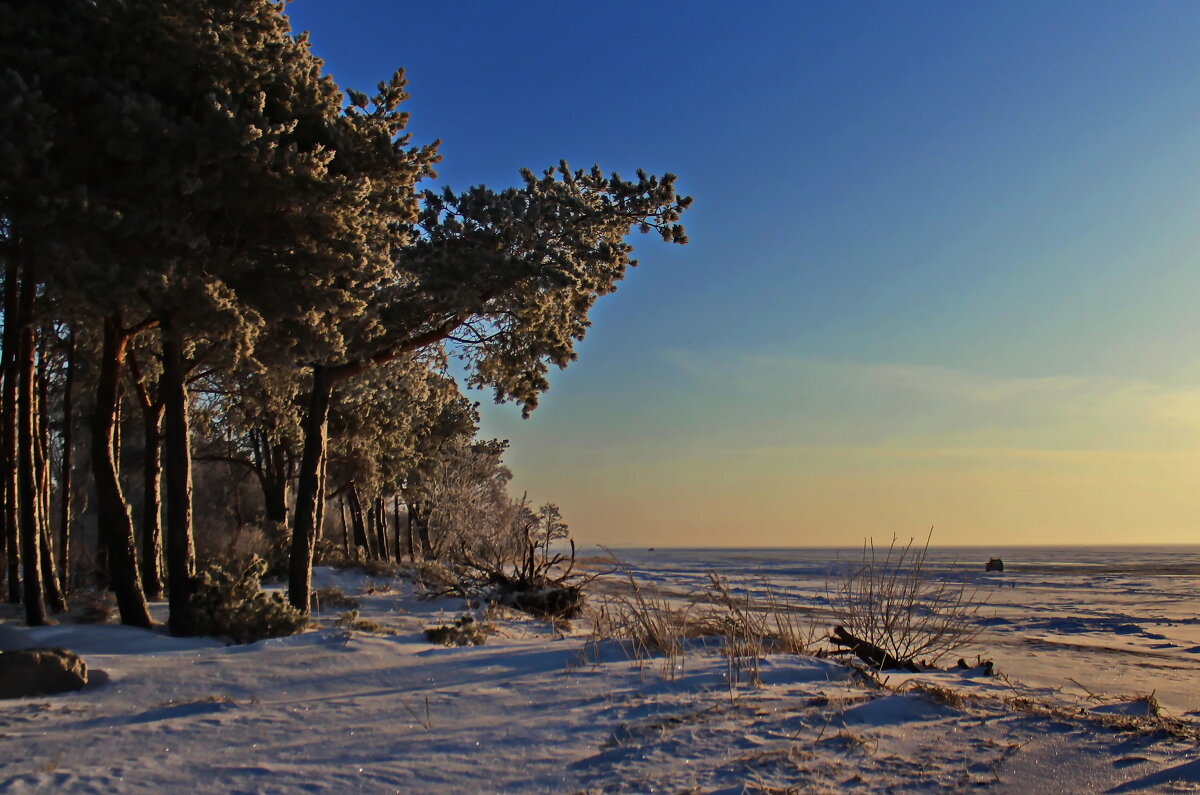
[58,329,75,587]
[314,447,327,543]
[392,496,402,566]
[38,524,66,612]
[35,337,66,613]
[141,406,164,600]
[413,502,434,559]
[2,256,20,603]
[263,477,288,525]
[346,483,370,557]
[405,501,421,561]
[339,497,349,557]
[91,314,152,628]
[288,366,334,611]
[374,496,389,562]
[365,495,375,560]
[16,263,45,625]
[250,430,290,525]
[161,311,195,633]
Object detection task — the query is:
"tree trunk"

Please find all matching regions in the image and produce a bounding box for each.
[346,483,370,557]
[288,365,334,611]
[405,501,420,562]
[314,447,327,543]
[58,329,75,588]
[374,496,389,562]
[415,502,434,559]
[339,497,349,557]
[39,524,66,613]
[161,311,196,634]
[248,430,289,526]
[141,405,164,600]
[35,338,66,613]
[91,314,152,628]
[2,255,20,603]
[263,476,288,526]
[16,263,45,625]
[392,496,402,566]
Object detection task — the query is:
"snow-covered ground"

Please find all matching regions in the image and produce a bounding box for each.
[1,549,1198,793]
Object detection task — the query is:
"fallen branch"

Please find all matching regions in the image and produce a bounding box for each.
[829,625,921,672]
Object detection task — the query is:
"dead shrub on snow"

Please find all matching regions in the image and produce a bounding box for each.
[827,532,983,669]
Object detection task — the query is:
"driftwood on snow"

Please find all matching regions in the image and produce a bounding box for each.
[828,625,921,672]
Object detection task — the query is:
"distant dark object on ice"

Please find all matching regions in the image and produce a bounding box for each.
[0,648,88,698]
[985,558,1004,572]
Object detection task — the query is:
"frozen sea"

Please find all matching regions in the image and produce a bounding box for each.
[604,545,1200,715]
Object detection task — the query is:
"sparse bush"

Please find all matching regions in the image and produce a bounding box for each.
[76,593,116,624]
[424,615,487,646]
[188,557,308,644]
[334,609,396,635]
[405,559,460,596]
[311,587,360,611]
[827,533,983,669]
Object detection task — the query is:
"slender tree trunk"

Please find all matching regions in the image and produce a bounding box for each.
[161,311,195,633]
[339,497,349,557]
[16,263,45,625]
[39,525,65,612]
[91,314,152,628]
[374,496,389,562]
[347,483,370,557]
[253,433,290,525]
[35,337,66,613]
[405,501,420,562]
[392,496,402,566]
[314,447,327,543]
[58,329,75,588]
[2,256,20,603]
[141,405,164,600]
[415,502,434,559]
[288,365,334,611]
[364,496,375,560]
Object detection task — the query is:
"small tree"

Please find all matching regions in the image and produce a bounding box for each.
[534,503,568,559]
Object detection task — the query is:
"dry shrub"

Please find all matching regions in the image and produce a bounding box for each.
[334,609,396,635]
[1133,691,1163,718]
[76,593,116,624]
[424,615,487,646]
[311,587,359,611]
[828,532,983,667]
[405,560,461,597]
[904,681,967,709]
[453,536,592,620]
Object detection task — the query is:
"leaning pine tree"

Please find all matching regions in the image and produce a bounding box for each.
[285,155,692,610]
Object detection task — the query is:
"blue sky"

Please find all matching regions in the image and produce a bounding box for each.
[288,1,1200,546]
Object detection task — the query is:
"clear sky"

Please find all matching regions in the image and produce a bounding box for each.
[286,1,1200,547]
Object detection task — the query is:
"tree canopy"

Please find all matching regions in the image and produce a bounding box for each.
[0,0,690,627]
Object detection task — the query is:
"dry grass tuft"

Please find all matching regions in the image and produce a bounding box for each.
[311,586,360,611]
[586,568,704,678]
[334,609,396,635]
